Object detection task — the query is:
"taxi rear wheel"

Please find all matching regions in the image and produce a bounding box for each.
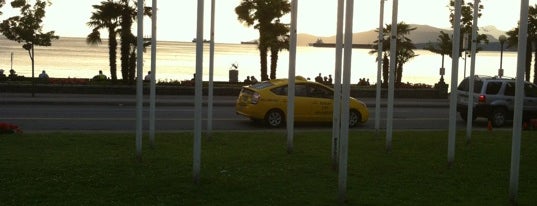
[349,110,361,127]
[265,109,285,128]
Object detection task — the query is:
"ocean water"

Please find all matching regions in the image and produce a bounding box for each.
[0,37,519,86]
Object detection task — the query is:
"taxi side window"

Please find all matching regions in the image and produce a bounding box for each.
[308,84,333,99]
[271,86,287,95]
[295,84,308,97]
[270,85,308,97]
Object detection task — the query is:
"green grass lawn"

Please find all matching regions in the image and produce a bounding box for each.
[1,131,536,205]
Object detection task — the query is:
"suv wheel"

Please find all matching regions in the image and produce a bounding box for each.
[489,108,507,127]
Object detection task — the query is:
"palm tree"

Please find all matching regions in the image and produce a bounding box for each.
[119,0,134,83]
[369,22,417,85]
[395,40,418,84]
[449,0,489,56]
[118,0,151,83]
[506,4,537,82]
[425,31,452,82]
[87,0,122,81]
[119,0,133,82]
[506,27,533,82]
[268,20,290,79]
[236,0,291,81]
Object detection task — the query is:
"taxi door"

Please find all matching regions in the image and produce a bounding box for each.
[305,83,334,121]
[293,84,311,121]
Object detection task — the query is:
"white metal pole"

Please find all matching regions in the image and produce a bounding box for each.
[331,0,344,169]
[448,0,462,166]
[463,33,468,78]
[338,0,353,202]
[287,0,298,154]
[31,44,35,96]
[193,0,204,184]
[207,0,215,137]
[510,0,529,203]
[149,0,157,148]
[466,0,479,143]
[386,0,398,152]
[375,0,385,133]
[135,0,144,161]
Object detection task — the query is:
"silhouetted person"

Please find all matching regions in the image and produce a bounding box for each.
[8,69,17,80]
[144,71,151,81]
[328,75,333,84]
[0,69,5,79]
[244,76,251,84]
[315,73,323,83]
[93,70,107,80]
[39,70,49,79]
[9,69,16,77]
[250,76,258,84]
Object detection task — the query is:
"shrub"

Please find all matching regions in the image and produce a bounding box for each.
[0,122,22,134]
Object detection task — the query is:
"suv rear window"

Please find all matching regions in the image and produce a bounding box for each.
[457,78,483,93]
[503,82,537,97]
[485,82,502,94]
[525,83,537,97]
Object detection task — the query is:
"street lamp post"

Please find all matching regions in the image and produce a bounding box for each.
[499,35,507,77]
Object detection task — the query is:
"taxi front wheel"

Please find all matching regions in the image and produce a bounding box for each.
[265,109,285,128]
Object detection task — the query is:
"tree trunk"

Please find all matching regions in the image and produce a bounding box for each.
[108,30,118,81]
[128,48,136,84]
[396,63,403,85]
[270,47,278,79]
[120,4,132,82]
[382,53,389,87]
[259,44,269,81]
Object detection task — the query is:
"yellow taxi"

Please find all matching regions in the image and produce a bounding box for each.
[235,76,369,127]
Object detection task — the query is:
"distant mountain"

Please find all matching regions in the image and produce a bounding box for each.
[481,25,509,40]
[298,24,509,50]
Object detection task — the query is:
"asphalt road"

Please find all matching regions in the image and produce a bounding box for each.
[0,93,493,132]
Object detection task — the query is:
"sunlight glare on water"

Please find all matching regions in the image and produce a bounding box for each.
[0,37,518,87]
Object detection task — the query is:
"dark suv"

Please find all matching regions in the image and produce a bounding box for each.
[456,75,537,127]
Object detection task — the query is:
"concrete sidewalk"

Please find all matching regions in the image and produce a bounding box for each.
[0,92,449,108]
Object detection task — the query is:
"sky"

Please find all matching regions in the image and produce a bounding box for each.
[0,0,535,43]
